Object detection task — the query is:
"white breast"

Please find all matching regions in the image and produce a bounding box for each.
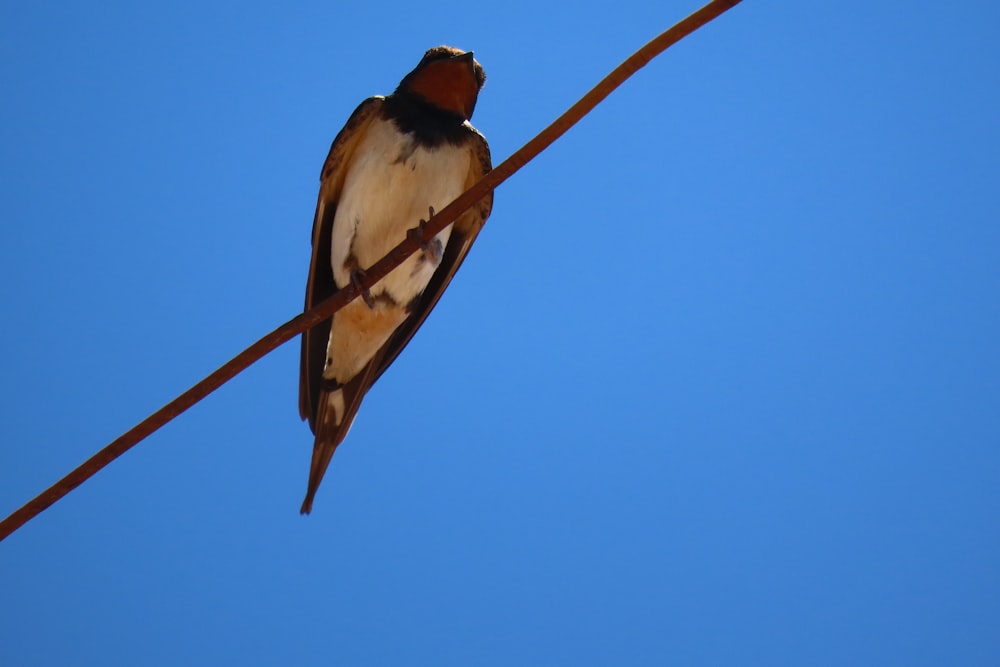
[331,118,471,305]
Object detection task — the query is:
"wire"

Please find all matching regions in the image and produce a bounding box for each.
[0,0,743,543]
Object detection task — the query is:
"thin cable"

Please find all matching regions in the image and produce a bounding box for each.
[0,0,742,543]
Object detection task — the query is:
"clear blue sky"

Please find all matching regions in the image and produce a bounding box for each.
[2,1,998,664]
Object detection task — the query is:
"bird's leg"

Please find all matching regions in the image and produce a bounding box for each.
[349,268,376,309]
[407,206,442,264]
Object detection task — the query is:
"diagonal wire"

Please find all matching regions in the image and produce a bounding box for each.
[0,0,742,543]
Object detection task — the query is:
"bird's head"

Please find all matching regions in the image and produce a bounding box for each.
[396,46,486,121]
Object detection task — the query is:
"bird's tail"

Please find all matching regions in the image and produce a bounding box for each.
[300,357,383,515]
[300,388,352,514]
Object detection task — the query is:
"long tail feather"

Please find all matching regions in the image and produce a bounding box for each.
[300,357,382,514]
[300,389,351,514]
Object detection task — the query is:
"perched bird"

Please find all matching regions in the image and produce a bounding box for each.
[298,46,494,514]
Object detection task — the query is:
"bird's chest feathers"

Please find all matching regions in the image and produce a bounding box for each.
[331,122,469,299]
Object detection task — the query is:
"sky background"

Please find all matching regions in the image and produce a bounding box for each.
[2,0,998,664]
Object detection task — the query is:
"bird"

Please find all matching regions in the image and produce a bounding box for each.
[298,46,494,514]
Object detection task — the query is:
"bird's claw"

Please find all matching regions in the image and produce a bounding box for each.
[407,206,441,264]
[350,268,375,309]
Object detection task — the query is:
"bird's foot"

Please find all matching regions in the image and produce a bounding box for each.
[350,268,375,309]
[407,206,442,264]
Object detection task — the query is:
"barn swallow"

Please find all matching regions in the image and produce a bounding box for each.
[298,46,493,514]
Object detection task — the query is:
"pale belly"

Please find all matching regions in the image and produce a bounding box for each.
[324,119,471,383]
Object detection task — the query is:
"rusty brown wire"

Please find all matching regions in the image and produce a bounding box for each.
[0,0,743,543]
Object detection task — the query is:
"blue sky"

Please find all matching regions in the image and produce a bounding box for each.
[2,0,999,664]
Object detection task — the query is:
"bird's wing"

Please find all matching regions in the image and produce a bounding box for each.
[298,96,384,430]
[372,127,493,383]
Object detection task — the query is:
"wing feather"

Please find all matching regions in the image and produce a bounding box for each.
[298,96,384,429]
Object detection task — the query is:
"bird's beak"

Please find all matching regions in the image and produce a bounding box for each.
[453,50,475,71]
